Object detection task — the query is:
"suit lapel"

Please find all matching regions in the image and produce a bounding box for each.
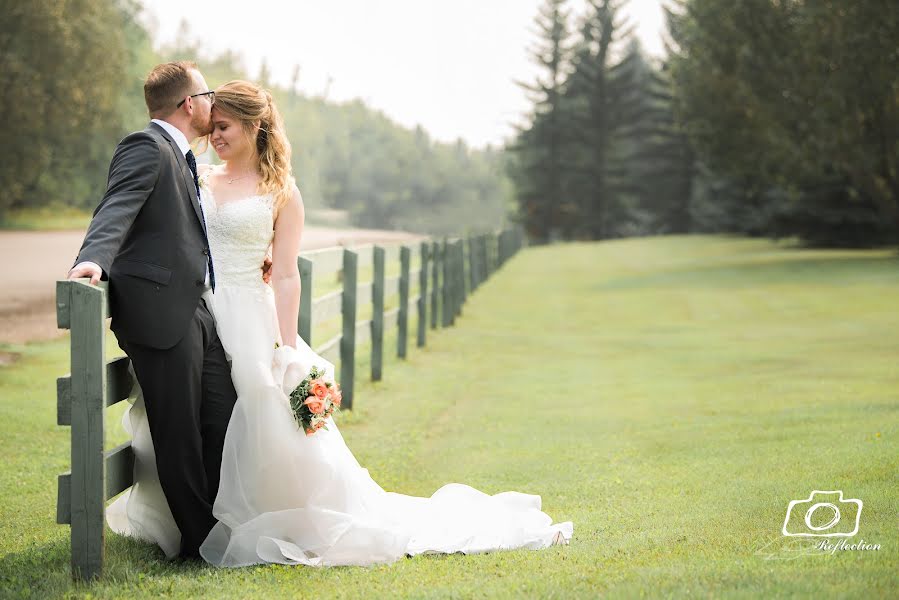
[178,157,206,229]
[147,123,206,230]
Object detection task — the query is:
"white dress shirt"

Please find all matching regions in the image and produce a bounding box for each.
[74,120,210,288]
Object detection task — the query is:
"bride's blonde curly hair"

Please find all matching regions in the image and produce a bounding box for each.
[213,80,295,214]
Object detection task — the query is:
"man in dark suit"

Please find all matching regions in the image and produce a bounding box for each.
[68,61,237,559]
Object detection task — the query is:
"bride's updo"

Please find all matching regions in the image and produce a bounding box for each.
[213,80,295,213]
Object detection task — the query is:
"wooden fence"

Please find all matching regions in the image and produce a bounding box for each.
[55,226,524,580]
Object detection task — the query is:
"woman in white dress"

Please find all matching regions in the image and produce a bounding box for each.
[107,80,572,567]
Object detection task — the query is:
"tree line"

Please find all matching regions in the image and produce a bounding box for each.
[0,0,511,236]
[510,0,898,247]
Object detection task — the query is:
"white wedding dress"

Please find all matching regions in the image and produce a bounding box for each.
[106,180,572,567]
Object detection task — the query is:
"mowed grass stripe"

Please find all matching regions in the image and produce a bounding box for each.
[0,235,896,598]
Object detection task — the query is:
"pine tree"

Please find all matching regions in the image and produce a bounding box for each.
[667,0,899,246]
[563,0,632,238]
[637,54,695,234]
[509,0,574,242]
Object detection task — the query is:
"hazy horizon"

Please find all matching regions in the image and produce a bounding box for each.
[141,0,667,149]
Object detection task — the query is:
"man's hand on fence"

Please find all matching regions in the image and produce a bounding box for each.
[68,262,103,285]
[261,253,273,284]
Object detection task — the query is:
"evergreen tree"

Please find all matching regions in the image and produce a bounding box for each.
[638,58,695,234]
[509,0,574,242]
[510,1,695,240]
[562,0,632,239]
[667,0,899,246]
[603,37,658,236]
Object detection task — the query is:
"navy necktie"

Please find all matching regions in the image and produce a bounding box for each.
[185,150,216,291]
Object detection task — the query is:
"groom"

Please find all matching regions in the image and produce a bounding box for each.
[69,61,236,559]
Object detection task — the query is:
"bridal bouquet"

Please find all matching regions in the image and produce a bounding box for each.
[287,365,341,435]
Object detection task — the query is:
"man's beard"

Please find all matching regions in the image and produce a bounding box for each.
[192,112,214,136]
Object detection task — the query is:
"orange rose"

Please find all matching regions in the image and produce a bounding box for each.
[304,395,325,414]
[330,389,342,407]
[314,420,326,430]
[310,379,329,399]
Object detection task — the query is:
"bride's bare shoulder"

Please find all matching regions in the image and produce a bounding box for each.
[286,185,304,217]
[273,185,304,225]
[197,163,215,177]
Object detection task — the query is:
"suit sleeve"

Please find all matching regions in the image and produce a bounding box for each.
[74,132,161,274]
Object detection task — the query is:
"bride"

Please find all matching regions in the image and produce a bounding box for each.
[107,80,572,567]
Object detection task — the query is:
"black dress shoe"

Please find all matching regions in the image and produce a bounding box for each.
[177,547,204,563]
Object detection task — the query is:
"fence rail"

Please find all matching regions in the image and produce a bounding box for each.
[55,226,525,580]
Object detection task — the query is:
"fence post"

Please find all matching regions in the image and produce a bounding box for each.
[66,281,107,581]
[418,241,429,347]
[449,240,457,319]
[477,234,484,281]
[460,238,468,306]
[483,234,490,285]
[430,240,440,330]
[371,246,385,381]
[480,234,487,284]
[298,256,313,346]
[446,242,459,318]
[340,249,357,410]
[504,229,510,265]
[474,235,482,286]
[468,235,477,292]
[441,238,452,327]
[472,235,480,289]
[487,232,496,277]
[454,240,464,317]
[451,239,460,319]
[398,245,410,358]
[451,238,459,324]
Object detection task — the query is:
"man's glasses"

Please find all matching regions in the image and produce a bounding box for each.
[177,91,215,108]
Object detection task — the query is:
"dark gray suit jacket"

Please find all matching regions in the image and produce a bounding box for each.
[75,123,211,349]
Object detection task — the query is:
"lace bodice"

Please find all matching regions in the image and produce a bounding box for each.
[200,171,274,291]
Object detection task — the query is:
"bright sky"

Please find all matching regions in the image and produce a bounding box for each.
[141,0,666,149]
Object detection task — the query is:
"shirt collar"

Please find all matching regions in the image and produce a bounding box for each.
[150,119,191,157]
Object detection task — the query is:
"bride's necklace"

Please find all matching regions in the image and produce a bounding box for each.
[226,172,255,185]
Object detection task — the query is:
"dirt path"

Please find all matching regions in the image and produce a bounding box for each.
[1,227,426,345]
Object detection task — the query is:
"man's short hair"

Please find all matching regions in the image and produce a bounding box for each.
[144,61,197,117]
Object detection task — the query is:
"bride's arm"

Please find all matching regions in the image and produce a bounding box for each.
[271,186,305,348]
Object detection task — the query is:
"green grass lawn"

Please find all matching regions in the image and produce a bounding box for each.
[1,235,897,598]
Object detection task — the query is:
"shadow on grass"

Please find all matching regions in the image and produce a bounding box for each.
[0,530,203,597]
[0,537,71,597]
[0,529,498,598]
[595,255,899,291]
